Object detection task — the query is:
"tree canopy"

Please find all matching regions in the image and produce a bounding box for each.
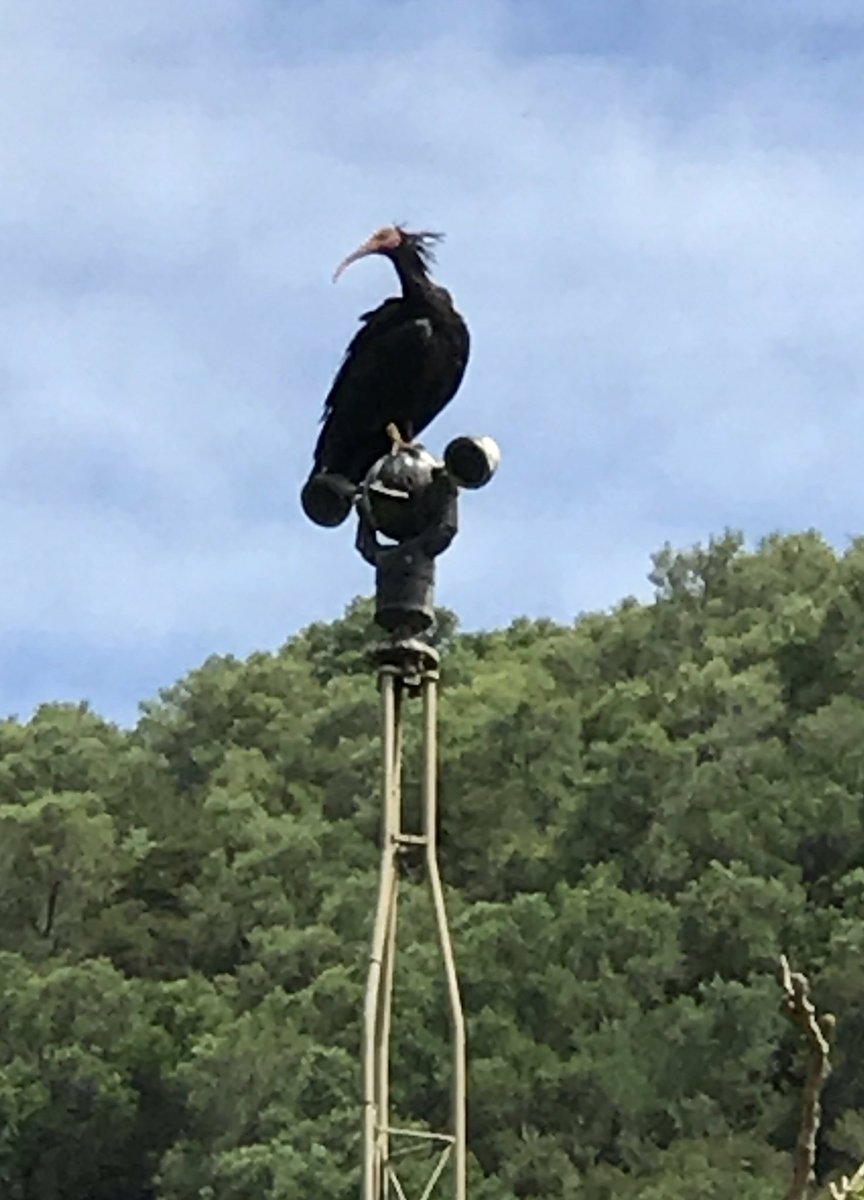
[2,530,864,1199]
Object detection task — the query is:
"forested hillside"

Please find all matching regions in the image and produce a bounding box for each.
[3,530,864,1200]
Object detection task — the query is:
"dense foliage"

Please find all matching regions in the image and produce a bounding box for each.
[3,530,864,1199]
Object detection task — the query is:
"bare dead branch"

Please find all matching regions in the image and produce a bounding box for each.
[780,954,835,1200]
[828,1162,864,1200]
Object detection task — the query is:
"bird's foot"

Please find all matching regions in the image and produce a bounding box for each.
[386,422,411,454]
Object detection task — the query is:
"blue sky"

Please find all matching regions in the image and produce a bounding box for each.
[3,0,864,725]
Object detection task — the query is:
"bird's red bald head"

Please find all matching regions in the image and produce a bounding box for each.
[333,226,404,281]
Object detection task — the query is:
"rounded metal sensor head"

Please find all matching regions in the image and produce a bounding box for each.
[361,446,440,542]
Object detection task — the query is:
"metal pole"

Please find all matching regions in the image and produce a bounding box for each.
[377,680,403,1200]
[305,429,499,1200]
[363,647,465,1200]
[364,671,401,1200]
[422,673,467,1200]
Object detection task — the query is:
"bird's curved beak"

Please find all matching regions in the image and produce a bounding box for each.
[332,237,377,283]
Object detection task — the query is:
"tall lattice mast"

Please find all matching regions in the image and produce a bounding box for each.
[363,637,465,1200]
[303,433,500,1200]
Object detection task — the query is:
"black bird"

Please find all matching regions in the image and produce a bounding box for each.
[309,225,470,487]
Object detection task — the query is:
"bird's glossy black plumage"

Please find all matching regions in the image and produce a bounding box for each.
[310,227,470,486]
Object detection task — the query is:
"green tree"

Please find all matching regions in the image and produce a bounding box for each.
[2,532,864,1197]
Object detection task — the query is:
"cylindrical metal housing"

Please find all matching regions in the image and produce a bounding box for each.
[374,545,437,636]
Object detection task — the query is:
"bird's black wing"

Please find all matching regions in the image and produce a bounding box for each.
[318,297,411,423]
[313,297,438,478]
